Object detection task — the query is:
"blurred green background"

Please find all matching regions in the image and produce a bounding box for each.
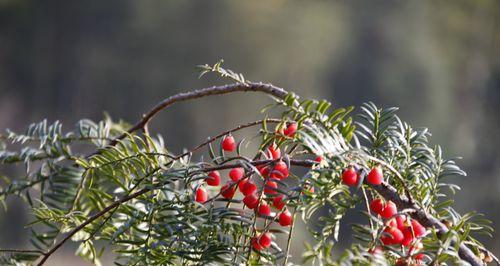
[0,0,499,265]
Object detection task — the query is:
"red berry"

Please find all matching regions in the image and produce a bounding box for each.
[387,218,397,228]
[370,198,385,215]
[206,171,220,186]
[381,200,397,219]
[222,135,236,152]
[411,220,427,237]
[401,226,414,246]
[220,183,236,199]
[238,178,248,192]
[266,143,281,159]
[258,202,272,216]
[242,181,257,196]
[195,187,207,203]
[342,166,358,186]
[380,235,392,246]
[271,161,289,180]
[381,226,404,245]
[258,232,273,248]
[229,167,245,181]
[395,215,406,230]
[279,209,293,226]
[283,122,297,137]
[314,156,323,163]
[414,253,425,260]
[251,237,263,251]
[258,165,270,177]
[243,193,259,209]
[366,166,383,185]
[273,195,286,210]
[264,181,278,194]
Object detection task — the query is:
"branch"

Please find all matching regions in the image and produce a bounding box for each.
[110,82,288,147]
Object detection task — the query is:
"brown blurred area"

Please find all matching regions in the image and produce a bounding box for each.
[0,1,499,264]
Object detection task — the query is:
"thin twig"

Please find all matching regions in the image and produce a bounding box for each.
[174,118,282,160]
[283,208,297,266]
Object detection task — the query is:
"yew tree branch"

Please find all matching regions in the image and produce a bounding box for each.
[39,82,484,265]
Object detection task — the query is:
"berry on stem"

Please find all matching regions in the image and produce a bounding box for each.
[283,122,297,137]
[264,181,278,194]
[258,232,273,248]
[251,237,263,251]
[258,165,270,177]
[220,183,236,199]
[380,200,397,219]
[411,220,427,237]
[414,253,425,260]
[258,202,272,216]
[381,226,404,245]
[279,209,293,226]
[266,143,281,159]
[206,171,220,186]
[238,178,248,192]
[271,161,289,180]
[342,166,358,186]
[195,187,207,203]
[229,167,245,181]
[242,180,257,196]
[395,215,406,230]
[314,156,323,163]
[401,226,414,246]
[243,193,259,209]
[366,165,383,185]
[222,135,236,152]
[370,198,385,215]
[273,195,286,210]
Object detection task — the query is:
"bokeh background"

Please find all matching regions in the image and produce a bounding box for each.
[1,1,499,265]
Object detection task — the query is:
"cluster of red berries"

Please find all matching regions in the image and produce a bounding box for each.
[342,165,384,186]
[370,198,427,263]
[341,164,427,263]
[195,124,298,252]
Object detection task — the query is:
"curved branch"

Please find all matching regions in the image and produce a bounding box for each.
[110,82,288,146]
